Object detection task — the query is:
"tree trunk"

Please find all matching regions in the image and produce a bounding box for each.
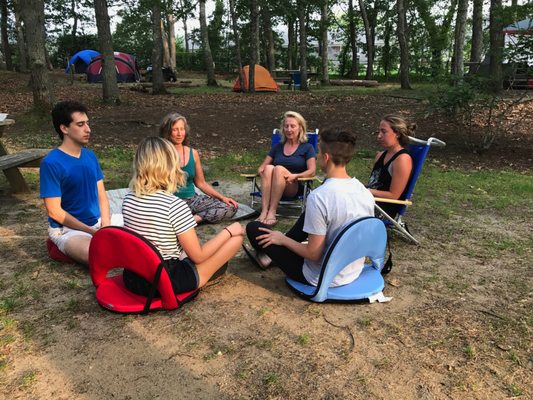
[12,0,27,72]
[262,6,276,73]
[151,1,166,94]
[168,14,176,72]
[1,0,12,70]
[229,0,244,90]
[44,45,53,70]
[396,0,411,89]
[320,0,329,85]
[297,1,308,91]
[161,18,170,68]
[94,0,120,104]
[382,10,393,79]
[287,17,294,70]
[71,0,78,38]
[452,0,468,84]
[199,0,217,86]
[348,0,358,79]
[19,0,53,111]
[249,0,259,93]
[182,16,189,69]
[469,0,483,73]
[358,0,374,80]
[489,0,503,93]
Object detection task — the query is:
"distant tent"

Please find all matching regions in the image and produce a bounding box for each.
[86,52,141,83]
[65,50,100,74]
[503,18,533,34]
[233,65,279,92]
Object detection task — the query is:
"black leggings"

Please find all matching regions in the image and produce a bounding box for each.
[246,213,310,284]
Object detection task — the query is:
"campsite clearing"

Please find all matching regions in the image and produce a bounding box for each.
[0,70,531,399]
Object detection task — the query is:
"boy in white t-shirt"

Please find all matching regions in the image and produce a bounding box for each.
[245,128,375,287]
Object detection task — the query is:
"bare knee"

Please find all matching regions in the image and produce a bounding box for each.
[260,165,274,178]
[64,236,92,265]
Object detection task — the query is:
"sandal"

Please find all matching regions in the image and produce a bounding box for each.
[242,244,272,270]
[263,218,278,227]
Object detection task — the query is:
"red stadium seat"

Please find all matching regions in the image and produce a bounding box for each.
[88,226,198,314]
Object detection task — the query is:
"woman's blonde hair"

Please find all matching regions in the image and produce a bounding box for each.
[280,111,308,144]
[129,137,186,196]
[159,112,190,145]
[381,114,417,147]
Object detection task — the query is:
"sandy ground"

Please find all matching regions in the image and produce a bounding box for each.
[0,71,531,399]
[0,178,531,399]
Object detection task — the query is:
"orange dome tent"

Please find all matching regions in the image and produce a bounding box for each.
[233,65,279,92]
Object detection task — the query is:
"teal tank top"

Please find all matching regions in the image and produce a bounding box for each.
[175,147,196,199]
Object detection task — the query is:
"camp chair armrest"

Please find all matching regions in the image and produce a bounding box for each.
[240,173,258,180]
[297,176,316,182]
[374,197,413,206]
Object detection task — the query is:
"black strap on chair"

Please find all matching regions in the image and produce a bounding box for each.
[381,236,393,275]
[142,262,165,314]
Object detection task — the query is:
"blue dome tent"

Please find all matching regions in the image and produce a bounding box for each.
[66,50,101,74]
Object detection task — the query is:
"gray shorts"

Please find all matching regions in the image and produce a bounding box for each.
[48,213,124,253]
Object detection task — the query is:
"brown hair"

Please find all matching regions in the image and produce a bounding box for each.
[319,128,357,166]
[381,114,416,147]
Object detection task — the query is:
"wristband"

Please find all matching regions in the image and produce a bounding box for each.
[224,227,233,237]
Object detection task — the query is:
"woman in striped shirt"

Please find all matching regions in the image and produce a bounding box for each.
[122,137,244,296]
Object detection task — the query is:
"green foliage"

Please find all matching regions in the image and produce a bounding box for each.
[113,6,153,67]
[427,79,490,116]
[207,0,227,69]
[50,34,99,68]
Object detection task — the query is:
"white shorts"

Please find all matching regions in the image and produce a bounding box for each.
[48,214,124,253]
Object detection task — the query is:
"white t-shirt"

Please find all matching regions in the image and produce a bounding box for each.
[302,177,375,287]
[122,191,197,260]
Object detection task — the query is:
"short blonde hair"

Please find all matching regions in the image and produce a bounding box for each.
[130,137,186,196]
[280,111,308,144]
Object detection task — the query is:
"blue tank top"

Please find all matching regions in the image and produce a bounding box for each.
[175,147,196,199]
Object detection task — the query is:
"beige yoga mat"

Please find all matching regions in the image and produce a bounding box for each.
[106,188,257,221]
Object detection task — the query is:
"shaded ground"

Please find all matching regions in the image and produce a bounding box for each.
[1,71,532,171]
[0,71,531,399]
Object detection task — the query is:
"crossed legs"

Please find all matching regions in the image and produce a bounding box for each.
[257,165,299,225]
[195,234,243,287]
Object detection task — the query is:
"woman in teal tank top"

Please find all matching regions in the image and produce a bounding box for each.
[160,113,238,223]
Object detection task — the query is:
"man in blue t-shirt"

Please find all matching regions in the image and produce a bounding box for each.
[40,101,112,265]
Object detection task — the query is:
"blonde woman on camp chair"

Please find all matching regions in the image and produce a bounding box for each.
[256,111,316,226]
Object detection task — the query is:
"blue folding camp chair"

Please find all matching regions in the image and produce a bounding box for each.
[241,128,319,215]
[286,217,392,303]
[374,136,446,245]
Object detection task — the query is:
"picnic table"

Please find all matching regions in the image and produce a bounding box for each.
[0,119,48,193]
[273,70,318,90]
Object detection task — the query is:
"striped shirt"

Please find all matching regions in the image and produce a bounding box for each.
[122,191,197,260]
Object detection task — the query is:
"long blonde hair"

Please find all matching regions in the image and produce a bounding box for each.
[280,111,308,144]
[129,137,186,196]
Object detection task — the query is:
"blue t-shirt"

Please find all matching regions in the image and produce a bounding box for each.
[268,142,316,173]
[40,148,103,228]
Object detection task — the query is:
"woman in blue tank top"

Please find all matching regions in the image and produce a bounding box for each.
[255,111,316,226]
[160,113,238,223]
[367,115,415,217]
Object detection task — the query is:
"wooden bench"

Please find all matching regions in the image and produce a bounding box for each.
[0,119,49,193]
